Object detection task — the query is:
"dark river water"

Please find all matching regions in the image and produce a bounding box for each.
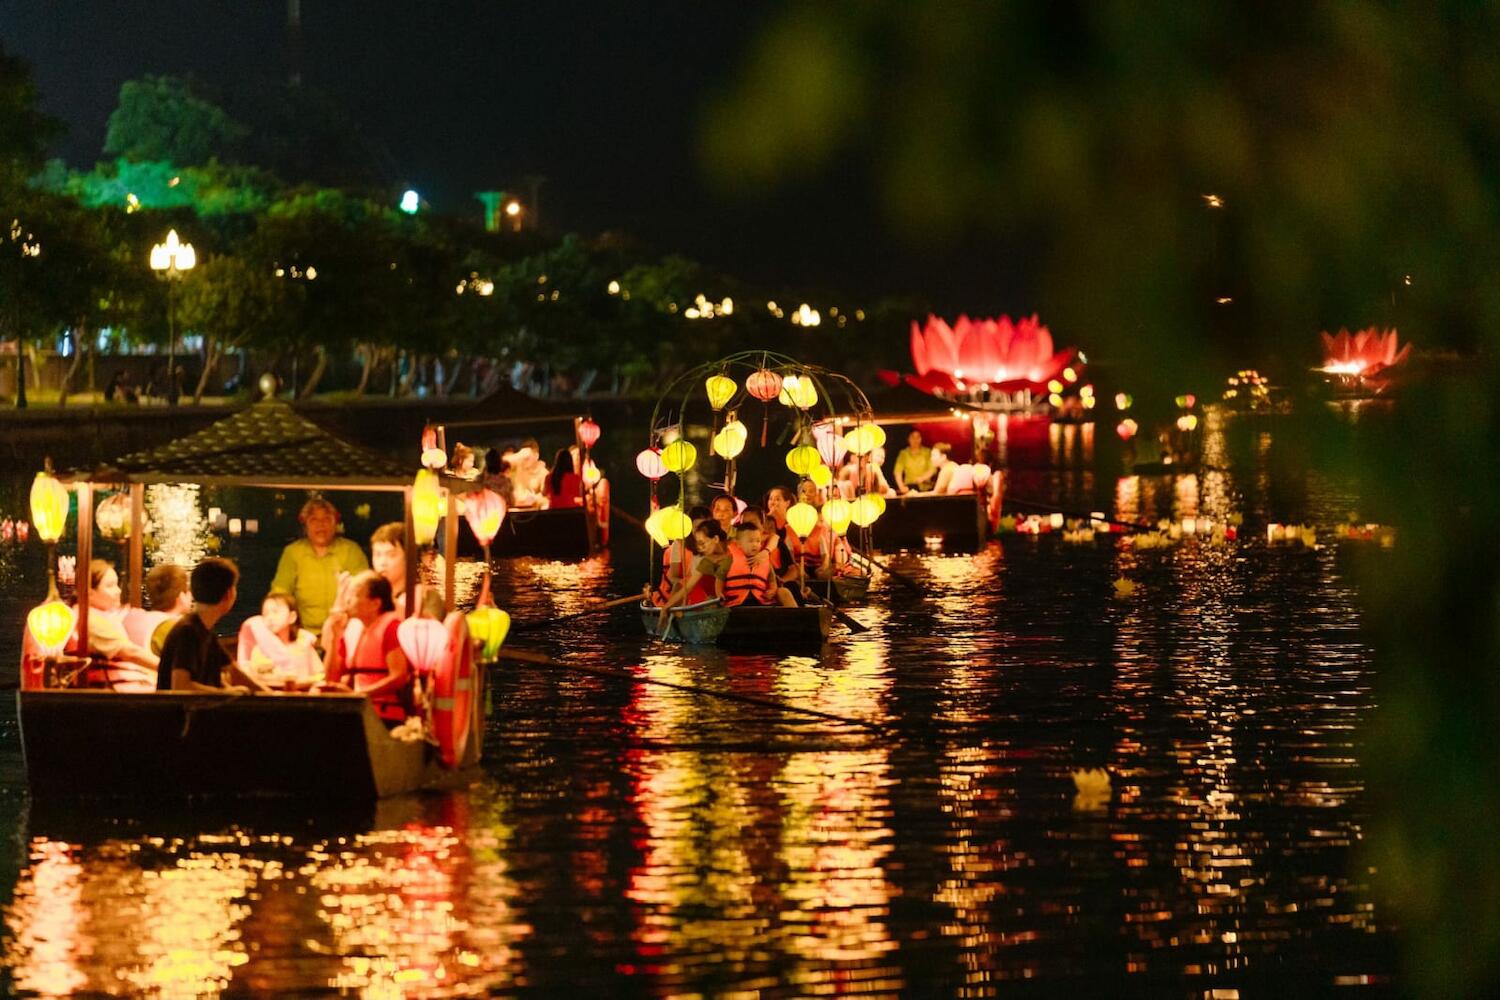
[0,409,1397,996]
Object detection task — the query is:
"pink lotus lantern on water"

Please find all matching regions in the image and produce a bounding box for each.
[1319,326,1411,378]
[909,314,1074,393]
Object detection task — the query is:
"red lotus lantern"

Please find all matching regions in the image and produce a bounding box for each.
[1319,326,1411,378]
[397,617,450,675]
[578,419,602,449]
[746,369,782,402]
[636,448,667,481]
[909,313,1073,392]
[463,489,506,547]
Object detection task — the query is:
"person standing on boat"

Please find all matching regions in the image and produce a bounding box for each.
[321,572,413,727]
[157,557,268,693]
[894,429,937,494]
[272,498,369,634]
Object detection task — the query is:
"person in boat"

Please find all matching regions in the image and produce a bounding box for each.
[450,443,480,479]
[763,486,804,562]
[894,429,938,494]
[272,497,369,634]
[321,571,414,728]
[123,562,191,655]
[838,448,891,499]
[547,446,584,507]
[721,521,796,608]
[742,505,804,602]
[652,504,712,607]
[710,494,737,537]
[370,520,425,617]
[82,559,160,688]
[656,520,730,629]
[237,591,322,687]
[157,557,269,693]
[931,442,978,494]
[481,448,515,506]
[797,477,823,508]
[509,439,551,508]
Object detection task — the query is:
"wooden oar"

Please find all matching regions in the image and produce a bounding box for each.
[848,550,925,593]
[511,592,647,633]
[495,647,889,734]
[801,590,870,634]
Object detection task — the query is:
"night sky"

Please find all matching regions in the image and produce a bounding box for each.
[3,1,1011,309]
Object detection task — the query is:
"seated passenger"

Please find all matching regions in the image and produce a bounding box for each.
[547,446,585,508]
[931,443,978,494]
[158,557,268,693]
[657,521,730,629]
[123,562,192,655]
[237,591,322,686]
[83,559,158,690]
[721,521,797,608]
[322,571,413,728]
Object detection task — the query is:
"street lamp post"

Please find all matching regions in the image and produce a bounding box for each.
[8,220,41,409]
[150,229,196,406]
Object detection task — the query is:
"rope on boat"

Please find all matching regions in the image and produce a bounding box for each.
[492,647,890,735]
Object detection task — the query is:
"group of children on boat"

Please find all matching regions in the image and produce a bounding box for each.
[71,496,446,729]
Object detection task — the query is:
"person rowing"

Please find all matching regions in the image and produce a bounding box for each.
[655,521,730,632]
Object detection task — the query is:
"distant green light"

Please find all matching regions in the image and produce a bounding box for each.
[400,190,420,214]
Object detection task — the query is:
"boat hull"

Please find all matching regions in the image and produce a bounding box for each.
[640,601,830,646]
[449,506,595,559]
[871,493,987,552]
[18,684,485,800]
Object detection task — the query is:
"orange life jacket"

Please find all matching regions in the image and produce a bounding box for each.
[653,544,689,606]
[685,556,719,605]
[345,611,410,723]
[723,542,773,606]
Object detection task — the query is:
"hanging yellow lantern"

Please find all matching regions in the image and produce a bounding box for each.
[705,374,737,410]
[851,494,885,527]
[714,419,748,460]
[785,444,821,477]
[29,471,69,544]
[583,460,602,486]
[823,498,853,535]
[467,606,511,660]
[412,469,444,546]
[809,463,833,488]
[661,440,697,473]
[27,598,76,656]
[842,424,886,456]
[786,502,819,539]
[778,374,819,409]
[658,506,694,541]
[644,509,670,547]
[96,492,132,541]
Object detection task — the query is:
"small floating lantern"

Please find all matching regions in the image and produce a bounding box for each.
[786,502,819,539]
[661,440,697,474]
[29,472,68,544]
[1116,419,1138,441]
[228,518,243,536]
[1115,393,1133,410]
[636,448,667,481]
[705,374,737,410]
[1176,414,1198,432]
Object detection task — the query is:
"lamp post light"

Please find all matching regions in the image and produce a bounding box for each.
[504,199,523,232]
[150,229,196,406]
[7,219,41,409]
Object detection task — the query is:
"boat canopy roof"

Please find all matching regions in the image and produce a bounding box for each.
[440,384,582,430]
[85,400,416,491]
[843,380,990,425]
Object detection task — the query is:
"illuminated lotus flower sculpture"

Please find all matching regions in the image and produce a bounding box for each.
[909,314,1073,392]
[1319,326,1411,378]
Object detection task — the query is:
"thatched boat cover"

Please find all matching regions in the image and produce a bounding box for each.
[93,400,413,489]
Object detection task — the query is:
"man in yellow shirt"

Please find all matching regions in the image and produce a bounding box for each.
[893,429,937,494]
[270,498,369,632]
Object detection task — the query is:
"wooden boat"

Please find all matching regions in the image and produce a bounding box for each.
[640,600,831,645]
[18,680,485,800]
[450,504,595,560]
[871,492,987,552]
[831,573,872,605]
[639,599,730,644]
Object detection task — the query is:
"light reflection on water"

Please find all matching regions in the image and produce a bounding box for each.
[0,413,1395,995]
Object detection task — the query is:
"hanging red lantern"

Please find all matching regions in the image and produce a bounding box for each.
[578,419,602,448]
[463,488,507,547]
[746,369,783,402]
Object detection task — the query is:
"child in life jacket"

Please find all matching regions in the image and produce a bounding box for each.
[721,522,797,607]
[656,521,730,630]
[238,592,323,688]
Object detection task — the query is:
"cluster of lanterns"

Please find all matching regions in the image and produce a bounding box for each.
[1266,523,1318,548]
[1174,393,1199,433]
[26,471,75,656]
[1333,521,1396,548]
[1223,370,1271,409]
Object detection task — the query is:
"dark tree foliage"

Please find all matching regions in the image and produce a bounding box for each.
[103,76,249,167]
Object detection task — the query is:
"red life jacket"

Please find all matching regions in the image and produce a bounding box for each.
[802,524,829,572]
[723,542,773,607]
[345,611,410,724]
[653,544,688,606]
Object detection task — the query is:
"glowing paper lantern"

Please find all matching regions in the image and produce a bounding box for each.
[809,464,833,488]
[412,469,444,546]
[746,368,783,402]
[842,424,886,456]
[823,498,853,536]
[397,616,450,675]
[661,440,697,473]
[786,445,821,477]
[421,425,438,451]
[786,502,818,539]
[578,419,602,448]
[636,448,667,481]
[421,447,447,470]
[463,488,506,547]
[467,605,511,660]
[643,509,670,547]
[27,598,76,656]
[713,419,748,460]
[813,425,847,467]
[96,492,132,541]
[1115,393,1133,410]
[583,461,602,486]
[778,374,818,409]
[705,374,737,410]
[850,494,885,527]
[29,472,68,544]
[658,506,693,541]
[1117,419,1138,441]
[1176,414,1199,432]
